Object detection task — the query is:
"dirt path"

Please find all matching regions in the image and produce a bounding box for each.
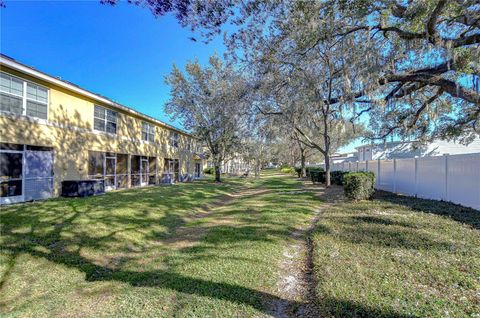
[271,180,345,318]
[163,184,273,249]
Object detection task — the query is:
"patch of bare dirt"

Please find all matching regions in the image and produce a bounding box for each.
[271,180,346,318]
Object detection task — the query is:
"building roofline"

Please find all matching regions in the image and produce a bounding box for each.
[0,54,194,137]
[355,140,417,150]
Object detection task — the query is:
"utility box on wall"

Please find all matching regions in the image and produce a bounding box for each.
[61,180,105,197]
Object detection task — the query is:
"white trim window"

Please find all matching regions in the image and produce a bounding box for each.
[94,105,117,134]
[141,121,155,142]
[0,72,48,120]
[170,131,179,148]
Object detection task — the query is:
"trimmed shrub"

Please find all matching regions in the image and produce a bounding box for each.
[306,167,324,177]
[203,167,214,174]
[331,171,347,185]
[295,166,324,178]
[311,171,326,183]
[343,172,375,200]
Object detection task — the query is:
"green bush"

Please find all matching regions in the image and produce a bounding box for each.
[295,167,302,177]
[294,166,324,178]
[311,171,326,183]
[331,171,347,185]
[343,172,375,200]
[280,166,295,174]
[306,167,324,177]
[203,167,214,174]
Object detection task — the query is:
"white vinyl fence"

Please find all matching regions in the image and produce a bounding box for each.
[330,153,480,211]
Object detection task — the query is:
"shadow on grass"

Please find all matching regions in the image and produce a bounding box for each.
[0,177,423,317]
[317,298,415,318]
[0,182,308,316]
[373,190,480,230]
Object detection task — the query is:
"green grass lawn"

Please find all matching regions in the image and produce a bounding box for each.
[0,172,320,317]
[311,191,480,318]
[2,172,479,317]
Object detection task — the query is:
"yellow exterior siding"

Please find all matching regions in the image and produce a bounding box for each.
[0,61,201,198]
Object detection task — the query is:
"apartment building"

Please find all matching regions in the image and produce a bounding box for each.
[0,54,203,204]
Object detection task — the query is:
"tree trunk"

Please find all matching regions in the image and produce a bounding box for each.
[300,151,306,178]
[325,154,331,187]
[214,165,221,182]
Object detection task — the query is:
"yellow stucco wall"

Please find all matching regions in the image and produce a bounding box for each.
[0,66,199,196]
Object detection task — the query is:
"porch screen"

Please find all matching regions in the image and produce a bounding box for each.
[0,152,23,197]
[88,151,104,179]
[117,154,129,188]
[131,155,141,187]
[148,157,156,185]
[24,148,53,201]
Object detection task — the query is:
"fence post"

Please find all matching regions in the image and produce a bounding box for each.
[366,160,369,172]
[444,154,449,201]
[393,159,397,193]
[414,157,418,197]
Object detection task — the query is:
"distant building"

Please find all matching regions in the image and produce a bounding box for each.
[204,155,251,175]
[330,152,358,164]
[356,137,480,161]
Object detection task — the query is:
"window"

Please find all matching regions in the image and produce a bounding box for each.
[141,122,155,142]
[170,132,179,148]
[0,72,48,119]
[26,82,48,119]
[94,105,117,134]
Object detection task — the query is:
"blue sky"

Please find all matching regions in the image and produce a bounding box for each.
[0,0,362,153]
